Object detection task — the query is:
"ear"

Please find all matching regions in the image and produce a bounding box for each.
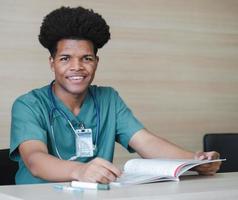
[96,56,99,62]
[49,56,54,72]
[95,56,99,70]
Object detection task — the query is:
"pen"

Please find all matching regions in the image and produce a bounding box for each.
[53,184,84,192]
[71,181,110,190]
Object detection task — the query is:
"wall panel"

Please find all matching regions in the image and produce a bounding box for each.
[0,0,238,165]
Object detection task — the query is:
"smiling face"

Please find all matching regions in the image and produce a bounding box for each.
[50,39,98,100]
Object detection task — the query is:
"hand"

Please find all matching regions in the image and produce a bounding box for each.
[193,151,221,175]
[71,157,121,183]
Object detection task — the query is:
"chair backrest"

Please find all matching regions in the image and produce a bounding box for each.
[0,148,18,185]
[203,133,238,173]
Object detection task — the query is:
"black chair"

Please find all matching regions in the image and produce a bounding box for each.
[203,133,238,173]
[0,148,18,185]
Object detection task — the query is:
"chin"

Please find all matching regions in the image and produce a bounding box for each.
[68,86,88,96]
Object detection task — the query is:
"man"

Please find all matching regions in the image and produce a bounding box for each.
[10,6,220,184]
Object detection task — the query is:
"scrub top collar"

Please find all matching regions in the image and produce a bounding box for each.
[48,82,92,123]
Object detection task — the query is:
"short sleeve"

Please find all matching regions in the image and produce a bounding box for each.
[10,98,48,161]
[115,91,144,152]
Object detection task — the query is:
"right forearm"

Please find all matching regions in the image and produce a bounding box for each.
[19,140,121,183]
[27,152,84,182]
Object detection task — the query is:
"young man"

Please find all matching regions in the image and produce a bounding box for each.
[10,6,220,184]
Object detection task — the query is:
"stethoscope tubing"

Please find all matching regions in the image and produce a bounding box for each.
[48,80,100,160]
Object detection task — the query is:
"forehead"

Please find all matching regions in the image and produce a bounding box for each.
[56,39,95,55]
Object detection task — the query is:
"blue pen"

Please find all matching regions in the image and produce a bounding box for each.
[53,184,84,192]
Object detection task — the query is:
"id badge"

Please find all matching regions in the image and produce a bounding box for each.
[75,128,94,157]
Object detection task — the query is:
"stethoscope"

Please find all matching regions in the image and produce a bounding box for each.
[48,80,100,160]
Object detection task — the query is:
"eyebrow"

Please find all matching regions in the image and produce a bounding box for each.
[58,54,70,57]
[83,54,95,57]
[58,54,95,57]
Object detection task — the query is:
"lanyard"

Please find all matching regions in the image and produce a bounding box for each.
[48,80,100,160]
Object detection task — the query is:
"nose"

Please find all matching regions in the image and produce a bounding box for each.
[70,59,84,71]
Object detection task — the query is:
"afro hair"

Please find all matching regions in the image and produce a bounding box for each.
[38,6,110,56]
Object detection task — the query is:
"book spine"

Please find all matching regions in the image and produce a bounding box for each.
[174,163,186,177]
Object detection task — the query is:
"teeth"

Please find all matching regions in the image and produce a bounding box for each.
[68,76,84,80]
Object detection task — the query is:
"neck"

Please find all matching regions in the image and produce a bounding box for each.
[52,84,87,116]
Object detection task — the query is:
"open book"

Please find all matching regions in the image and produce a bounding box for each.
[113,158,225,186]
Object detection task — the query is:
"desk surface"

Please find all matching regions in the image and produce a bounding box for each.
[0,172,238,200]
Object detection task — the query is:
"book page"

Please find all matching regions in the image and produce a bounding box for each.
[113,158,225,186]
[112,173,178,186]
[112,173,164,186]
[175,159,225,177]
[123,158,192,177]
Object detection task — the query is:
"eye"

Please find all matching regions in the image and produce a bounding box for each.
[59,56,70,62]
[82,55,95,63]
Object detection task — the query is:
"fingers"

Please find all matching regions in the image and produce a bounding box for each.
[193,151,221,175]
[194,151,220,160]
[197,162,221,171]
[98,158,121,177]
[94,166,118,183]
[195,161,221,175]
[197,167,219,176]
[83,157,122,183]
[194,151,207,160]
[209,151,220,159]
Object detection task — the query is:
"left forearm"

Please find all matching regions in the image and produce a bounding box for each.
[129,129,195,159]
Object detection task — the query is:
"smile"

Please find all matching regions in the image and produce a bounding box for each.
[67,76,84,80]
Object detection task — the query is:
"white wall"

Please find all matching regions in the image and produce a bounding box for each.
[1,0,238,164]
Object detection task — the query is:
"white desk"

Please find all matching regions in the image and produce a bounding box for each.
[0,173,238,200]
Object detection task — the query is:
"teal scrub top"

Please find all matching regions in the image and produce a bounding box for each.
[10,84,144,184]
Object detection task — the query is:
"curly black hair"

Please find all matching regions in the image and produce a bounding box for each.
[38,6,110,56]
